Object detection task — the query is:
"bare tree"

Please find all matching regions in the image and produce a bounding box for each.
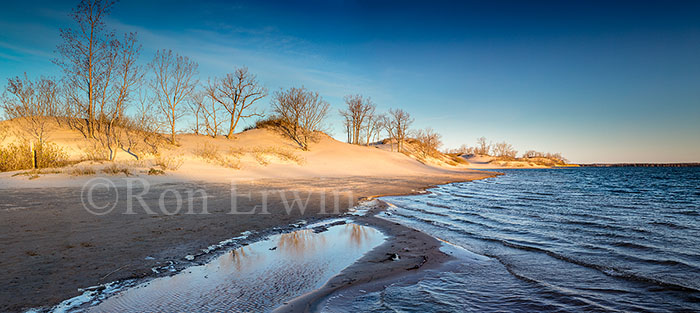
[341,113,352,143]
[446,144,469,155]
[94,32,143,160]
[188,92,203,135]
[522,150,541,158]
[522,150,567,163]
[339,94,375,145]
[475,136,491,155]
[190,90,225,138]
[2,74,61,143]
[112,33,142,120]
[54,0,117,138]
[205,67,266,139]
[383,108,413,153]
[414,128,443,158]
[149,49,198,144]
[130,92,164,155]
[271,87,330,150]
[364,112,385,146]
[545,152,567,163]
[493,141,517,158]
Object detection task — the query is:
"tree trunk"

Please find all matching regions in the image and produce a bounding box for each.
[171,102,176,144]
[194,110,199,135]
[226,115,235,139]
[30,141,37,169]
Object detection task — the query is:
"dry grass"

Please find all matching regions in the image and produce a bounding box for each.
[102,163,132,176]
[251,148,270,165]
[218,155,242,169]
[251,146,304,165]
[11,169,63,178]
[193,142,303,169]
[154,154,184,171]
[195,143,242,169]
[449,154,470,165]
[70,166,96,176]
[194,142,220,160]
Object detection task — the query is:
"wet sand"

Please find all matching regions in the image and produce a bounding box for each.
[0,172,496,312]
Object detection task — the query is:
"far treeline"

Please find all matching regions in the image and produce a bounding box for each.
[444,136,569,164]
[580,163,700,167]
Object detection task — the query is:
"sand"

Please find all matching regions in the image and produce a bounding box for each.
[1,174,496,312]
[0,119,478,189]
[0,120,498,312]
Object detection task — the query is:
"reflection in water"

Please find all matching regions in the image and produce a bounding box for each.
[278,229,327,257]
[346,223,372,247]
[89,223,384,313]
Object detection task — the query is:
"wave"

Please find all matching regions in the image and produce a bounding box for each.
[648,220,690,230]
[393,209,700,294]
[379,168,700,312]
[491,238,700,293]
[608,240,654,250]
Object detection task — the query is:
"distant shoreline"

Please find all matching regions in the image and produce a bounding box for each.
[578,163,700,167]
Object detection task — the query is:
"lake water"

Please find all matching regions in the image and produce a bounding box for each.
[322,168,700,312]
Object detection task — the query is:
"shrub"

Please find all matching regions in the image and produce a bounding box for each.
[0,142,33,172]
[35,142,70,168]
[244,116,285,131]
[0,124,9,143]
[147,168,165,175]
[0,141,68,172]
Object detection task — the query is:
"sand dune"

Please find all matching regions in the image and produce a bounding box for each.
[0,120,482,188]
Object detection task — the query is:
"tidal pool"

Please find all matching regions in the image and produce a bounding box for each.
[88,222,385,312]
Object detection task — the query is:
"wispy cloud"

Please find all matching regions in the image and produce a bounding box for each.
[106,17,384,102]
[0,41,53,59]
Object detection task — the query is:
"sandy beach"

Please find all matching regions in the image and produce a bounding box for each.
[0,171,496,312]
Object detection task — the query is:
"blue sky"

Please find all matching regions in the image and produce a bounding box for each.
[1,0,699,163]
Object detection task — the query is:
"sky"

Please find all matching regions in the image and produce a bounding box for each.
[1,0,699,163]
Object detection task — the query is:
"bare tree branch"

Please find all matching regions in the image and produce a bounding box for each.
[149,49,198,144]
[271,87,329,150]
[205,67,267,139]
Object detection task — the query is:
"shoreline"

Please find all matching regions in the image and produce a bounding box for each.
[275,199,456,312]
[2,171,498,312]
